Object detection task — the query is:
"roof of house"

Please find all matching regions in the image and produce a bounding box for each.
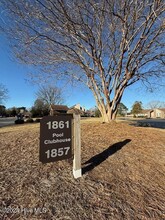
[50,104,69,111]
[141,109,152,113]
[141,108,165,113]
[69,104,77,109]
[67,108,85,115]
[158,108,165,112]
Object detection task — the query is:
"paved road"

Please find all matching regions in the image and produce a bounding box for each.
[119,118,165,129]
[0,117,16,128]
[137,119,165,129]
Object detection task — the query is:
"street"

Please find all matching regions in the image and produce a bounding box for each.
[0,117,16,128]
[137,119,165,129]
[120,117,165,129]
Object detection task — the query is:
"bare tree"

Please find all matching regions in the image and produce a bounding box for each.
[36,85,64,105]
[1,0,165,122]
[147,100,165,109]
[0,83,9,104]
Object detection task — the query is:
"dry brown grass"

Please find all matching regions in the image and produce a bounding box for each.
[0,121,165,220]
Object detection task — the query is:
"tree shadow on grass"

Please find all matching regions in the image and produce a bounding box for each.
[82,139,131,175]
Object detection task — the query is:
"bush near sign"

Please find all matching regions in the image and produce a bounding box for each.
[40,115,73,163]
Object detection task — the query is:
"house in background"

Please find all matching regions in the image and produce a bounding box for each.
[71,103,86,112]
[49,104,87,116]
[147,108,165,118]
[24,111,31,118]
[127,108,165,118]
[137,108,165,118]
[68,103,86,116]
[66,103,86,116]
[137,109,151,118]
[67,108,85,116]
[50,104,69,115]
[17,107,31,118]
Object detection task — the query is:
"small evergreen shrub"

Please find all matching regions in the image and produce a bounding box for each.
[137,122,152,127]
[15,119,24,124]
[35,118,41,123]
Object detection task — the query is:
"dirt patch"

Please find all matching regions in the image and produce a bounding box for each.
[0,122,165,220]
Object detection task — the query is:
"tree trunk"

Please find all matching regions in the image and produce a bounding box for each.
[98,103,117,123]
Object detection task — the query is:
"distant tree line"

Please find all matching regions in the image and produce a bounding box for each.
[30,99,49,117]
[0,106,26,117]
[1,81,164,119]
[0,85,64,118]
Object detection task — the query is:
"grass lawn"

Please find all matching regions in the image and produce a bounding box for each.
[0,120,165,219]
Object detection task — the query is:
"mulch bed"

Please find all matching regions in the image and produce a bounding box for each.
[0,122,165,220]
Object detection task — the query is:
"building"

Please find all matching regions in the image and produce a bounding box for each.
[50,104,69,115]
[147,108,165,118]
[68,103,86,116]
[137,108,165,118]
[71,103,85,112]
[67,107,85,116]
[49,104,87,116]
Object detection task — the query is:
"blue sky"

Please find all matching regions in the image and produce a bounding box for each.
[0,35,164,111]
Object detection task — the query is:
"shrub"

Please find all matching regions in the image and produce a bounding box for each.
[137,122,152,127]
[35,118,41,123]
[26,118,34,123]
[15,119,24,124]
